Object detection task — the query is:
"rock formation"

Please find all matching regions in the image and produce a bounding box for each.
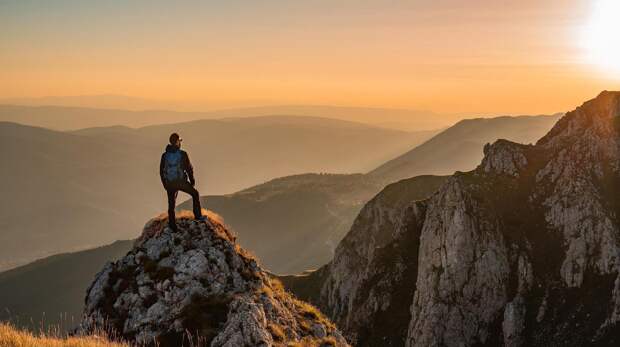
[286,91,620,346]
[79,211,349,347]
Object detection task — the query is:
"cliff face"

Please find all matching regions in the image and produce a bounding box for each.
[79,212,349,347]
[298,92,620,346]
[317,182,430,346]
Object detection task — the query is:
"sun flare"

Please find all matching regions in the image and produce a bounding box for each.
[582,0,620,77]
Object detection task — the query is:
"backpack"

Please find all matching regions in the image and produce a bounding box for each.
[164,150,184,182]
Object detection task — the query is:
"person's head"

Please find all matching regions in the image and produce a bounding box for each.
[169,133,182,148]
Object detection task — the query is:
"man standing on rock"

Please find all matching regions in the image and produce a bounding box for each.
[160,132,205,230]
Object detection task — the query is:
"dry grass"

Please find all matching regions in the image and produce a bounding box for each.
[267,323,286,342]
[0,323,127,347]
[287,335,338,347]
[270,277,286,293]
[259,278,340,346]
[138,209,229,244]
[292,299,335,331]
[261,277,335,331]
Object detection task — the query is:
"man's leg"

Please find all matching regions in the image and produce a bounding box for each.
[167,188,178,230]
[178,181,203,219]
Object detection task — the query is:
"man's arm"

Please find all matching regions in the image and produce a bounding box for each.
[159,153,167,187]
[183,151,196,186]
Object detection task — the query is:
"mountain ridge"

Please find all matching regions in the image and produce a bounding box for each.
[0,103,445,131]
[369,114,561,184]
[285,91,620,346]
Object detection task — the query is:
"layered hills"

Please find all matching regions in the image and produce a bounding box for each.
[370,114,560,184]
[0,241,133,331]
[0,116,429,271]
[0,101,448,131]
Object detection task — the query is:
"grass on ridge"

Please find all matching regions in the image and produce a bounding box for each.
[0,323,127,347]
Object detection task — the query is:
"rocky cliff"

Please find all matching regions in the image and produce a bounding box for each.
[78,211,349,347]
[287,92,620,346]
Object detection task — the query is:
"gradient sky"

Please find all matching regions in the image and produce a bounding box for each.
[2,0,620,114]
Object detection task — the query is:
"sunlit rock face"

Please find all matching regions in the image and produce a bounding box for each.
[290,92,620,346]
[79,213,349,347]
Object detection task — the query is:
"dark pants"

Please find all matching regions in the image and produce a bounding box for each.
[166,180,202,229]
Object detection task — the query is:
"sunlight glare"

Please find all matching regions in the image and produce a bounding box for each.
[582,0,620,77]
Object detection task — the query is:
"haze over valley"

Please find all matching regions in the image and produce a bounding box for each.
[0,99,453,131]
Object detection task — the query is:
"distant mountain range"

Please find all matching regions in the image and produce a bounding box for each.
[370,114,562,184]
[0,95,174,113]
[70,115,436,193]
[0,101,451,131]
[0,116,433,272]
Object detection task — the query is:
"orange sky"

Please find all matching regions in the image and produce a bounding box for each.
[2,0,620,115]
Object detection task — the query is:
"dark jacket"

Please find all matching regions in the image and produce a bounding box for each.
[160,144,195,187]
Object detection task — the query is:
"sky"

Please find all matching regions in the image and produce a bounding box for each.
[1,0,620,115]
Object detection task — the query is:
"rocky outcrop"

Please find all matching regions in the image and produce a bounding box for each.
[407,174,513,347]
[79,211,349,346]
[283,175,447,345]
[481,139,530,177]
[287,92,620,346]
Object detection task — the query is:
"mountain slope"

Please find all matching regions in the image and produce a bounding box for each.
[370,114,560,184]
[184,174,383,274]
[286,92,620,346]
[0,122,154,271]
[0,241,133,331]
[78,213,349,346]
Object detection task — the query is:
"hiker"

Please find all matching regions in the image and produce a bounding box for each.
[160,132,205,230]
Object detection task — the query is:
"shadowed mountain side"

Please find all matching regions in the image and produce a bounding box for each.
[370,114,561,184]
[180,174,448,274]
[0,240,133,331]
[278,174,450,301]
